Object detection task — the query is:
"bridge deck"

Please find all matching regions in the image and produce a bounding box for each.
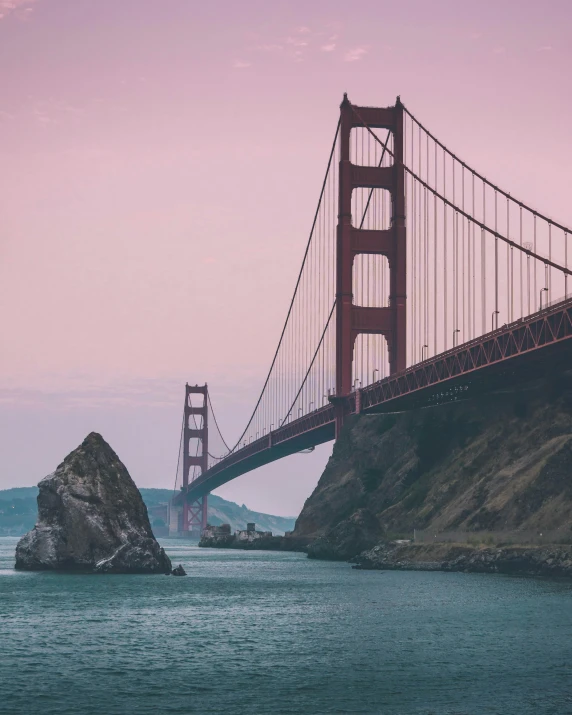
[180,297,572,501]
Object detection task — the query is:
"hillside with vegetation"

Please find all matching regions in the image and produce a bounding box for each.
[292,374,572,560]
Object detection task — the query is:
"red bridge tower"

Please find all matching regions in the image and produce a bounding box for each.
[335,95,406,435]
[182,383,209,535]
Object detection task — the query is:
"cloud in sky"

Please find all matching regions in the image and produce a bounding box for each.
[286,36,308,48]
[233,59,252,69]
[257,43,283,52]
[0,378,182,410]
[25,98,85,127]
[320,33,338,52]
[0,0,36,20]
[344,47,367,62]
[248,27,346,63]
[33,107,51,125]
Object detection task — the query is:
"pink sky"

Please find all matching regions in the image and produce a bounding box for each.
[1,0,571,514]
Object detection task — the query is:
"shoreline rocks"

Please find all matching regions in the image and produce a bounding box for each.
[15,433,172,574]
[351,541,572,578]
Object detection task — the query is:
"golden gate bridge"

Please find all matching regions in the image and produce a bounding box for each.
[172,95,572,534]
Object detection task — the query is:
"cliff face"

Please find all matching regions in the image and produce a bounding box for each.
[15,433,172,573]
[293,375,572,558]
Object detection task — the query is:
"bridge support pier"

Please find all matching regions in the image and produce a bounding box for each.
[182,495,208,535]
[335,94,406,437]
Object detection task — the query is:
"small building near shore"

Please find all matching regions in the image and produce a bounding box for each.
[202,523,232,538]
[235,526,272,542]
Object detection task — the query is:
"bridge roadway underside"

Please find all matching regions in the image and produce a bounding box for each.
[181,343,572,502]
[178,421,335,502]
[366,337,572,415]
[179,300,572,503]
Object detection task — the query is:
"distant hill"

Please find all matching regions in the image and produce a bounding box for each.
[0,486,296,536]
[0,487,39,500]
[0,488,38,535]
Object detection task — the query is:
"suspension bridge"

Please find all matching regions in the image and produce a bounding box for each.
[172,95,572,534]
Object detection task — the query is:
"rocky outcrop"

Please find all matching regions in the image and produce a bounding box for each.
[199,532,236,548]
[14,433,172,574]
[352,541,572,578]
[292,375,572,560]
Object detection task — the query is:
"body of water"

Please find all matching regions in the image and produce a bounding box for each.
[1,537,571,714]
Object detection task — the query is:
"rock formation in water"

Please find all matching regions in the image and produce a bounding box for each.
[14,432,172,574]
[292,374,572,561]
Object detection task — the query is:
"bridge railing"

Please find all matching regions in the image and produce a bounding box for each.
[359,296,572,412]
[272,403,335,446]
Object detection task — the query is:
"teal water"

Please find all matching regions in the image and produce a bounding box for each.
[1,538,571,715]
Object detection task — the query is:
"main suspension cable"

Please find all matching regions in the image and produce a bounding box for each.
[401,103,572,235]
[207,391,231,453]
[280,300,336,426]
[350,105,572,275]
[213,118,341,454]
[172,408,185,496]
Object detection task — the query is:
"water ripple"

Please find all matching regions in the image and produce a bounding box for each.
[1,537,571,714]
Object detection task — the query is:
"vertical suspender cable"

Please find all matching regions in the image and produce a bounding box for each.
[453,158,457,339]
[471,172,475,339]
[434,138,438,356]
[460,168,464,341]
[549,222,552,302]
[443,147,447,349]
[425,131,429,352]
[520,204,524,319]
[566,233,569,299]
[507,196,512,322]
[482,179,486,335]
[519,204,523,319]
[495,190,499,328]
[534,213,538,310]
